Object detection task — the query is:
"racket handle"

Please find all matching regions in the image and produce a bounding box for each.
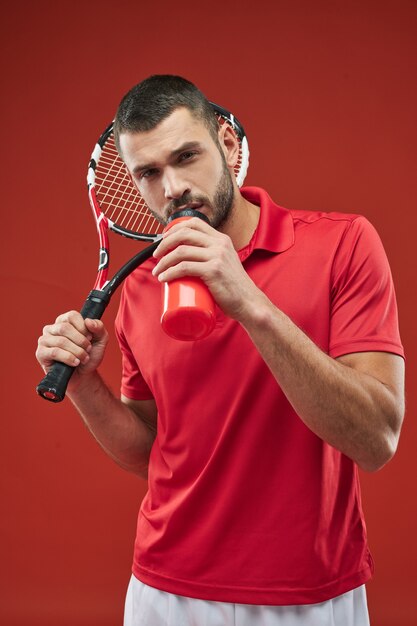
[36,290,110,403]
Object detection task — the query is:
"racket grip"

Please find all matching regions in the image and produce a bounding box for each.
[36,290,110,402]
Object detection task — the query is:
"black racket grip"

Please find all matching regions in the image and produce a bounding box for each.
[36,290,110,403]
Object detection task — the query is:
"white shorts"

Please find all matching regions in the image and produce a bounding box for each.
[123,575,370,626]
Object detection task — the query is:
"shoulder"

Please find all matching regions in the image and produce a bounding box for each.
[290,209,384,253]
[290,207,363,228]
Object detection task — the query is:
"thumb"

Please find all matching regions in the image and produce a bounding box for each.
[84,318,108,344]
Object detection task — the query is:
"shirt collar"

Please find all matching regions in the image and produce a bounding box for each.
[240,186,295,257]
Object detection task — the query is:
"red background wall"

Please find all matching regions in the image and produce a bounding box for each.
[1,1,416,624]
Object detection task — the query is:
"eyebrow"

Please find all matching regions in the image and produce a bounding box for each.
[132,141,202,176]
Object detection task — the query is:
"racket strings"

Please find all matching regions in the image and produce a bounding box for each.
[95,137,163,236]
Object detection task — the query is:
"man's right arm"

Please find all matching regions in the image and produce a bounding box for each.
[36,311,157,479]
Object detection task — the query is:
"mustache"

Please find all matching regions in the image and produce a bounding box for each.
[165,193,211,217]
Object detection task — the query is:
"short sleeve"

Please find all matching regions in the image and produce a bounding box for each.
[329,216,404,359]
[114,297,155,401]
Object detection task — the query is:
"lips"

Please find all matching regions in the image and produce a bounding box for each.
[168,203,205,219]
[175,203,203,212]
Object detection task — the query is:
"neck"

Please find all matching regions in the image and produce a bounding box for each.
[220,189,260,250]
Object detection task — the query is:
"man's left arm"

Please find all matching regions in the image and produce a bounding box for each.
[153,217,405,472]
[239,294,405,472]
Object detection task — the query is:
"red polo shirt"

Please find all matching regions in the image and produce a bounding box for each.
[115,187,404,605]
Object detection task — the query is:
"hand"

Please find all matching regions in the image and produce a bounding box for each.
[152,217,264,321]
[36,311,108,387]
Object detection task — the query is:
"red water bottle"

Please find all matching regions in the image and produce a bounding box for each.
[160,210,216,341]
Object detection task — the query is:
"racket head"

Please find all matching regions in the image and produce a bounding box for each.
[87,102,250,244]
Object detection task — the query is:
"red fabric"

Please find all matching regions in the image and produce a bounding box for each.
[115,187,403,605]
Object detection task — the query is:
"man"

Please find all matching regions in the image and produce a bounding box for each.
[36,75,405,625]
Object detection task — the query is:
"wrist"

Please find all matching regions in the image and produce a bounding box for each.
[236,290,276,329]
[66,369,103,399]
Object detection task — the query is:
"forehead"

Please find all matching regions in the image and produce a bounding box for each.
[119,107,213,168]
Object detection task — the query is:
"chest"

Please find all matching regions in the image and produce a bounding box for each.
[122,246,334,399]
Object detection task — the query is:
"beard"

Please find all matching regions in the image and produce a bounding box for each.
[209,158,235,230]
[150,153,235,229]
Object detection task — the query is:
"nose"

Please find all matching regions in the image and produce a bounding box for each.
[163,167,190,200]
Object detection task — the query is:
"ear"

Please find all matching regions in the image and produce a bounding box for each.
[218,122,240,170]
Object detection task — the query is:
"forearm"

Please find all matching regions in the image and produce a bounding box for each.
[240,292,403,472]
[67,371,154,478]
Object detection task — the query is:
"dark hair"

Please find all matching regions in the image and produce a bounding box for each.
[113,75,219,153]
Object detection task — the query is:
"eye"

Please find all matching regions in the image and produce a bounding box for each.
[139,168,159,180]
[179,151,198,163]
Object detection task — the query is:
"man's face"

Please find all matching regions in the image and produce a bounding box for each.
[118,107,236,229]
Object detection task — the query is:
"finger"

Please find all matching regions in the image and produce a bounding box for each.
[36,338,89,369]
[38,329,92,359]
[84,319,108,345]
[55,310,88,329]
[44,320,92,350]
[154,226,216,259]
[154,259,216,284]
[54,310,93,342]
[152,245,210,277]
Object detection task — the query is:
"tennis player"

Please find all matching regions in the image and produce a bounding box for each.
[36,75,405,625]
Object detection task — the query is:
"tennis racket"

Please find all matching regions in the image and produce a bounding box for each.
[36,102,250,402]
